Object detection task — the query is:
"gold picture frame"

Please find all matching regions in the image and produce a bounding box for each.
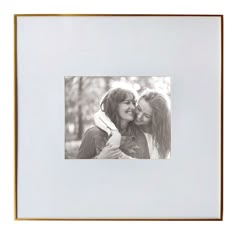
[14,14,223,221]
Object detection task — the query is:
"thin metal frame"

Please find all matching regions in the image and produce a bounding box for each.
[14,14,223,221]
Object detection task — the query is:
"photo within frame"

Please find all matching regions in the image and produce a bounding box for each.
[65,76,171,160]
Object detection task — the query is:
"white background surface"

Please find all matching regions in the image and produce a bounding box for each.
[0,0,234,235]
[16,15,220,219]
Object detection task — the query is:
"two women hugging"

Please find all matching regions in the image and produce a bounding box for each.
[77,86,171,159]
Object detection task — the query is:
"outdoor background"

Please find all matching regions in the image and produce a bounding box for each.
[65,76,170,159]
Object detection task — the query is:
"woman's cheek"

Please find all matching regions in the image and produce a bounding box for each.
[144,117,151,125]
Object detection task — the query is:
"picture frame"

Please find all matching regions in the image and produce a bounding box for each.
[14,14,223,220]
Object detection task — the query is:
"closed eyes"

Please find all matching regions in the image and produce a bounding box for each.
[137,105,151,119]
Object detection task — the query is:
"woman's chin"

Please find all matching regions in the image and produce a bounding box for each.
[128,116,134,121]
[125,114,134,121]
[134,121,141,125]
[134,120,144,126]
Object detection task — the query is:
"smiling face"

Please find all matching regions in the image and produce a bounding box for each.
[134,98,152,126]
[118,94,136,122]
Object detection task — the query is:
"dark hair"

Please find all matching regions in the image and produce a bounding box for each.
[100,87,136,131]
[140,90,171,159]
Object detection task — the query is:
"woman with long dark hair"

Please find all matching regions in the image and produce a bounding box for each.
[77,87,150,159]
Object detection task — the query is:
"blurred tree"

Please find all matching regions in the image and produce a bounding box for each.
[65,76,171,143]
[77,77,84,140]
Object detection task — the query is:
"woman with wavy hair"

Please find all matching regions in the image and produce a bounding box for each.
[95,89,171,159]
[135,90,171,159]
[77,87,150,159]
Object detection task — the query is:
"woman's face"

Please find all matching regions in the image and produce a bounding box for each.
[134,98,152,126]
[118,94,136,121]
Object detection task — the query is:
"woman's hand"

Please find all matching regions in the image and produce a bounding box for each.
[118,152,136,159]
[96,144,122,159]
[106,130,121,147]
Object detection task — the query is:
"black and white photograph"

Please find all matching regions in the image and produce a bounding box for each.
[65,76,171,159]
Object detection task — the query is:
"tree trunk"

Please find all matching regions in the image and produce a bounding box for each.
[77,77,84,140]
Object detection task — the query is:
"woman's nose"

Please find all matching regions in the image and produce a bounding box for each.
[137,112,143,119]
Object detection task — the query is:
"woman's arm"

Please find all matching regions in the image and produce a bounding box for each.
[94,147,136,159]
[76,128,96,159]
[94,144,123,159]
[93,112,137,159]
[77,127,133,159]
[94,110,118,136]
[94,110,121,147]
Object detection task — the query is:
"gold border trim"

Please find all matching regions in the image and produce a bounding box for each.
[14,14,223,17]
[15,218,222,221]
[14,14,18,220]
[220,15,224,221]
[14,14,223,221]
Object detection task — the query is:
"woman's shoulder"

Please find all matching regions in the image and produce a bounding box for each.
[83,126,108,138]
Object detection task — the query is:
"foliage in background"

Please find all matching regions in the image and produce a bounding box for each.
[65,76,170,159]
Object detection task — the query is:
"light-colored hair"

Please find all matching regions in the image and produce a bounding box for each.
[140,90,171,159]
